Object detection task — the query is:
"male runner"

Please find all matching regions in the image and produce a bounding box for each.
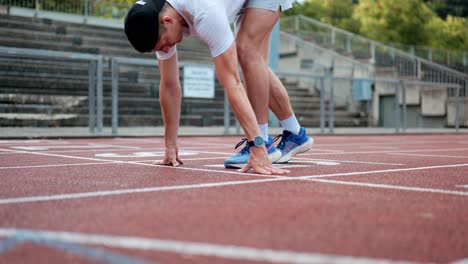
[124,0,312,174]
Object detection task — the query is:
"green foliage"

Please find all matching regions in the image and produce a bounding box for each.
[423,0,468,18]
[283,0,360,33]
[429,15,468,50]
[284,0,467,52]
[353,0,434,45]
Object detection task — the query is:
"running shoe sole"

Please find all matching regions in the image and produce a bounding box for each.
[276,138,314,164]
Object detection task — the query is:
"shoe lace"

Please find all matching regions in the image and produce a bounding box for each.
[273,131,292,150]
[234,138,250,154]
[273,134,285,150]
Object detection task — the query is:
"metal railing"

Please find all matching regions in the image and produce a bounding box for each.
[280,15,468,97]
[0,0,129,19]
[0,49,464,133]
[0,46,104,134]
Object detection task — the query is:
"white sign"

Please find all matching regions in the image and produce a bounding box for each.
[183,65,215,99]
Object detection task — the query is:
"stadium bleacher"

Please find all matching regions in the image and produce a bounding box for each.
[0,12,369,129]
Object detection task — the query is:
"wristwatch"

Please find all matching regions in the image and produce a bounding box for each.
[247,136,264,148]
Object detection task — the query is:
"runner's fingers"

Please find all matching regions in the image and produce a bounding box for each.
[238,164,251,173]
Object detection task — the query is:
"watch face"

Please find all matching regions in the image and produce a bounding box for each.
[253,136,264,146]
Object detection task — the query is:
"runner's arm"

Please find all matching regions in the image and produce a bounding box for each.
[157,53,183,166]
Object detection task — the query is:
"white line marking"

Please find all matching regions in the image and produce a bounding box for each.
[0,228,414,264]
[301,148,468,156]
[0,148,277,179]
[309,179,468,196]
[12,144,140,151]
[302,163,468,179]
[0,178,288,205]
[389,153,468,159]
[2,163,468,205]
[456,185,468,188]
[0,162,119,170]
[289,160,340,166]
[316,140,466,147]
[293,158,403,166]
[134,157,228,162]
[453,258,468,264]
[358,146,400,150]
[95,151,199,158]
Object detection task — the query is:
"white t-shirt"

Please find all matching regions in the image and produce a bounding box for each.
[156,0,246,60]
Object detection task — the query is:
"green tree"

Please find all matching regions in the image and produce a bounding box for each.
[423,0,468,18]
[319,0,360,33]
[284,0,359,33]
[353,0,435,45]
[429,15,468,50]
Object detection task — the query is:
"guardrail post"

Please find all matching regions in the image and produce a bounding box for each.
[34,0,39,17]
[320,77,325,133]
[417,59,422,80]
[346,36,352,54]
[96,55,103,135]
[328,64,335,134]
[295,15,299,34]
[331,28,336,48]
[463,53,467,73]
[401,80,407,132]
[394,82,400,133]
[88,61,96,133]
[370,41,376,65]
[456,84,460,132]
[83,0,89,24]
[111,58,119,135]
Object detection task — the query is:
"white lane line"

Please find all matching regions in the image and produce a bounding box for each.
[302,163,468,180]
[316,140,466,147]
[0,148,146,155]
[0,228,414,264]
[0,178,287,205]
[0,140,70,145]
[293,158,404,166]
[0,162,119,170]
[2,163,468,205]
[456,185,468,188]
[137,157,227,162]
[301,148,468,156]
[12,144,140,151]
[389,153,468,159]
[0,148,280,179]
[309,179,468,196]
[358,146,400,150]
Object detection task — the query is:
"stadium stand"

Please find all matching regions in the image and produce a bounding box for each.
[0,12,369,129]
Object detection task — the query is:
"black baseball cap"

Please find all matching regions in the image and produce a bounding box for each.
[124,0,166,53]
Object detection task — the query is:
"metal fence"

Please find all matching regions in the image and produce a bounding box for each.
[0,0,129,19]
[0,47,464,135]
[280,15,468,97]
[0,46,104,133]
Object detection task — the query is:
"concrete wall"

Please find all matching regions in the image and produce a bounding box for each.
[447,98,468,127]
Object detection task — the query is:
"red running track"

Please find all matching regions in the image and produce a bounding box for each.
[0,134,467,264]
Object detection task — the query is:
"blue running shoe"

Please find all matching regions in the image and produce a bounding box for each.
[224,136,282,169]
[274,127,314,163]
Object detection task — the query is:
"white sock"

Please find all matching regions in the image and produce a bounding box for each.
[259,123,269,141]
[280,115,301,135]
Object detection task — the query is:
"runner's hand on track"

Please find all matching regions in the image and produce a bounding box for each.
[154,146,184,167]
[238,146,289,175]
